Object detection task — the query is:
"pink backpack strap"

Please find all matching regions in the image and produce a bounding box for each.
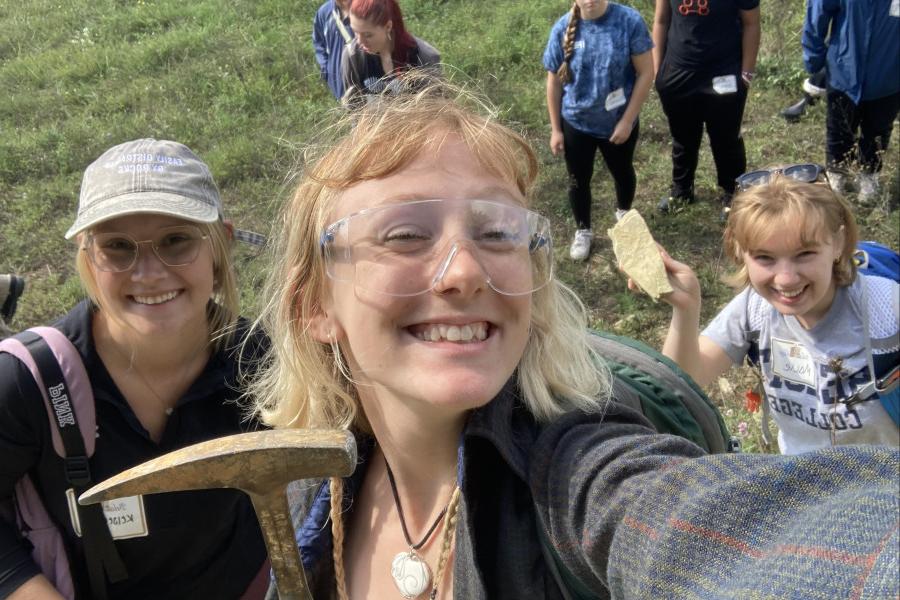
[0,326,96,457]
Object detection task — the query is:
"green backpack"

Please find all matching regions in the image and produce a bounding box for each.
[538,329,737,600]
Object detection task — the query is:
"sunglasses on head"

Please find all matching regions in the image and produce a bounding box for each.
[735,164,828,191]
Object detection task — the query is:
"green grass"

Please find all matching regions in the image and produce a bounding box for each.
[2,0,898,451]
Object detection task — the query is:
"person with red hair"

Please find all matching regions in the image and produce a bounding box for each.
[341,0,440,108]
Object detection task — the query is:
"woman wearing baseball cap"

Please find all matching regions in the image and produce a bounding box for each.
[0,139,269,599]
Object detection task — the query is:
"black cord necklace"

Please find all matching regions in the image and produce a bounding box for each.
[385,458,449,550]
[385,457,452,598]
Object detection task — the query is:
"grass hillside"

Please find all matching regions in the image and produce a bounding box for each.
[2,0,898,451]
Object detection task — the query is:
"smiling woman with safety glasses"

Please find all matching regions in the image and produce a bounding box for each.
[0,139,270,599]
[250,81,898,600]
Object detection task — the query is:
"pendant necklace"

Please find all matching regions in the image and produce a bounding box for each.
[106,336,207,418]
[385,458,450,599]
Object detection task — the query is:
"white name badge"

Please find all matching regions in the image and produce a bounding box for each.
[574,40,585,50]
[891,0,899,17]
[712,75,738,95]
[605,88,627,111]
[771,338,816,388]
[67,489,149,540]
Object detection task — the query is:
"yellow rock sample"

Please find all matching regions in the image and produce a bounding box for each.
[607,210,673,301]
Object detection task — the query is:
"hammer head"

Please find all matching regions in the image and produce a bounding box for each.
[78,429,356,503]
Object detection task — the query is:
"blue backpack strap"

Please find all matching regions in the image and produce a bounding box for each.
[1,328,128,596]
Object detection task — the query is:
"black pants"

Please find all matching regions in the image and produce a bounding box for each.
[562,118,639,230]
[658,87,748,197]
[826,90,900,173]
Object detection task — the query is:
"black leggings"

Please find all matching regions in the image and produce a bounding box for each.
[562,118,639,230]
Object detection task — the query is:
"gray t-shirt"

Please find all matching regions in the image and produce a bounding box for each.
[703,274,900,454]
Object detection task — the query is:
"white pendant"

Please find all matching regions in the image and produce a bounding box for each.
[390,550,432,599]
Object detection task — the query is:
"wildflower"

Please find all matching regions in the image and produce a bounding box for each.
[738,421,749,437]
[744,389,762,413]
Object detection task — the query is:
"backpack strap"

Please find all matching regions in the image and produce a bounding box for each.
[1,328,128,597]
[331,7,352,44]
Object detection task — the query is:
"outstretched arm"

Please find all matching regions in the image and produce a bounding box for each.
[658,249,733,387]
[531,405,900,599]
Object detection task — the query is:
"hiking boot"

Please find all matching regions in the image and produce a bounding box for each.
[0,275,25,322]
[657,192,695,215]
[780,95,811,122]
[857,173,881,205]
[569,229,593,261]
[718,192,734,223]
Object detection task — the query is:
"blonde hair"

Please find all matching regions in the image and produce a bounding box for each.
[556,2,582,84]
[250,80,609,433]
[75,219,240,351]
[723,177,859,289]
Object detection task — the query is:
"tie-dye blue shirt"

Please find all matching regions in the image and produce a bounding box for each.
[543,4,653,138]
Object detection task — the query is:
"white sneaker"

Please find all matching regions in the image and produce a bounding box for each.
[615,209,628,221]
[569,229,593,261]
[857,173,881,204]
[826,170,847,194]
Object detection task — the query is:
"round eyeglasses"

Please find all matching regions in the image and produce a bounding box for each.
[83,225,209,272]
[320,199,553,296]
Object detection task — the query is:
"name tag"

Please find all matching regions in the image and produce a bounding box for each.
[891,0,899,17]
[574,40,585,50]
[771,338,816,388]
[67,489,149,540]
[712,75,738,95]
[605,88,627,111]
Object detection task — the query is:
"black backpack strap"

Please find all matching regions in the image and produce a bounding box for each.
[19,331,128,597]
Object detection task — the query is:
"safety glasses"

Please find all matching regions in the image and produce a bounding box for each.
[320,199,553,296]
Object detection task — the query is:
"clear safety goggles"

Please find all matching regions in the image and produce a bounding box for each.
[735,163,826,191]
[320,199,553,296]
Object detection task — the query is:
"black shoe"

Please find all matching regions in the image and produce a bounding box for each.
[718,192,734,223]
[1,275,25,322]
[780,95,811,122]
[657,193,695,215]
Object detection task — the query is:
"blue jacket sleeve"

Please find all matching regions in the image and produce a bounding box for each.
[802,0,836,74]
[530,405,899,597]
[312,3,329,77]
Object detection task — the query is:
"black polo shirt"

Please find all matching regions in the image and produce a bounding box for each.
[0,301,267,599]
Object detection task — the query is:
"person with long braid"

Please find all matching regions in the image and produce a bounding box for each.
[544,0,653,261]
[251,80,897,599]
